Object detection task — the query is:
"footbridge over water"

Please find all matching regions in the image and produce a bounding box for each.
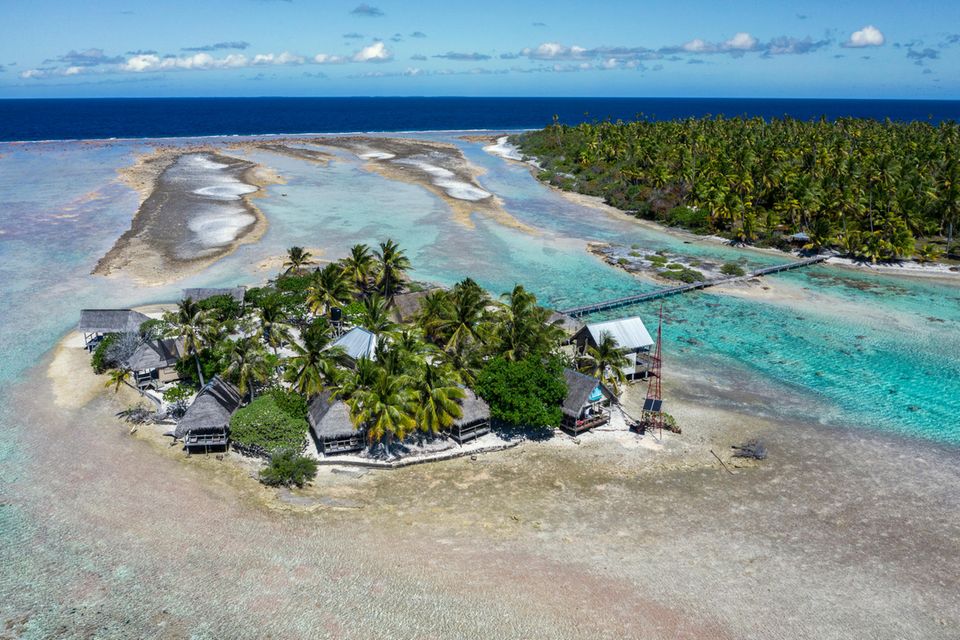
[559,255,828,317]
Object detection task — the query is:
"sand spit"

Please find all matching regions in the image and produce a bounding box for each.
[241,141,336,166]
[97,148,281,286]
[312,136,538,233]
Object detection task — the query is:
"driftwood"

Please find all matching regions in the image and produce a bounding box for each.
[732,440,767,460]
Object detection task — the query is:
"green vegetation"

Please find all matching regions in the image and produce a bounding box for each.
[162,384,192,417]
[475,355,566,428]
[516,117,960,262]
[259,450,318,487]
[230,394,310,456]
[720,262,747,277]
[91,333,119,374]
[660,267,706,283]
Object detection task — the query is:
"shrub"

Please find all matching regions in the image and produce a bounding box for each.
[91,334,120,374]
[139,318,165,340]
[662,206,711,233]
[197,294,243,322]
[617,258,629,265]
[230,395,309,456]
[660,267,706,283]
[476,355,566,428]
[720,262,746,277]
[259,450,318,488]
[648,254,668,267]
[162,384,193,418]
[264,387,309,421]
[666,262,684,270]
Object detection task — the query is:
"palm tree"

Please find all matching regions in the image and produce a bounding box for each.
[222,336,272,399]
[164,297,211,387]
[284,321,345,397]
[306,263,354,316]
[282,246,315,274]
[357,293,396,334]
[412,362,465,435]
[579,331,629,394]
[105,367,133,393]
[341,243,376,292]
[416,289,453,343]
[347,368,416,453]
[375,238,412,297]
[497,284,562,361]
[437,278,489,353]
[257,299,293,355]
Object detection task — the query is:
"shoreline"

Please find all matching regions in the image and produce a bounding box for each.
[95,146,282,287]
[480,136,960,283]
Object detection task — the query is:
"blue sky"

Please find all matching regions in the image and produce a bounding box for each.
[1,0,957,98]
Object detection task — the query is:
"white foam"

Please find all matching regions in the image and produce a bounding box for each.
[483,136,525,162]
[358,151,396,160]
[188,209,256,247]
[393,158,491,201]
[193,184,258,200]
[188,156,230,170]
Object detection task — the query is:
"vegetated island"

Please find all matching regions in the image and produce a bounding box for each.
[512,117,960,267]
[78,240,684,491]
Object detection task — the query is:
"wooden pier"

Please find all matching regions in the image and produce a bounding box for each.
[560,256,828,317]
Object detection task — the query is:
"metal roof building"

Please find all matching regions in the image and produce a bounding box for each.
[582,316,654,352]
[330,327,378,363]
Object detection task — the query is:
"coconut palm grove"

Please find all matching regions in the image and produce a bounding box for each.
[516,117,960,263]
[90,240,632,486]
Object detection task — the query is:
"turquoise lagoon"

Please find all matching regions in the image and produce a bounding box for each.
[0,132,958,449]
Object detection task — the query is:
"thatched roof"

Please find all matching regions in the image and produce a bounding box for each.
[562,368,614,418]
[454,388,490,426]
[307,391,358,440]
[182,287,246,303]
[331,327,377,361]
[126,338,184,372]
[389,289,439,323]
[78,309,150,335]
[548,311,584,335]
[175,376,243,438]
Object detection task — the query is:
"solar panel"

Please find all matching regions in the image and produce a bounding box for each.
[642,399,663,412]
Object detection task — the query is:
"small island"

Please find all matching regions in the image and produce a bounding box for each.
[78,240,677,489]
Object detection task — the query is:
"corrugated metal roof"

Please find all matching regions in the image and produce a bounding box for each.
[331,327,378,361]
[586,316,653,352]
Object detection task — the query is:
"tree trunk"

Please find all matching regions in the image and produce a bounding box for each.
[194,354,206,387]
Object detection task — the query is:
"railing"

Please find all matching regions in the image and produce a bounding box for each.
[560,256,827,317]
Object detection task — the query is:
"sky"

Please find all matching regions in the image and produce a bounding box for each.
[0,0,957,99]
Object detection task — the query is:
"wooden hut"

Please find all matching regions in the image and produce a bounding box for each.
[548,311,585,338]
[447,388,491,444]
[77,309,150,350]
[126,338,184,390]
[174,376,243,453]
[181,286,246,304]
[308,391,364,455]
[560,368,616,435]
[572,316,655,381]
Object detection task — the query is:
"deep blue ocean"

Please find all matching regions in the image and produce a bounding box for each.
[1,97,958,142]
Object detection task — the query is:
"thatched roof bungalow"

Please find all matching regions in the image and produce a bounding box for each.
[126,338,184,389]
[308,391,364,455]
[447,388,491,444]
[561,368,615,435]
[175,376,243,452]
[78,309,150,349]
[389,289,439,324]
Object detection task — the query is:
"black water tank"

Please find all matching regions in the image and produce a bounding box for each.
[330,307,342,322]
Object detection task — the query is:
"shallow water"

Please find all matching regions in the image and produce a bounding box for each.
[1,132,958,445]
[1,131,960,638]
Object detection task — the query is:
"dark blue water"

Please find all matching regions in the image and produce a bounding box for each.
[1,97,958,142]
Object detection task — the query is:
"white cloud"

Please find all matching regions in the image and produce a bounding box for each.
[314,53,347,64]
[725,32,758,50]
[682,38,710,53]
[521,42,588,60]
[20,69,45,78]
[352,41,391,62]
[845,25,885,48]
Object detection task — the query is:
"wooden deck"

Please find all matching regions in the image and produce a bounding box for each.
[560,256,827,317]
